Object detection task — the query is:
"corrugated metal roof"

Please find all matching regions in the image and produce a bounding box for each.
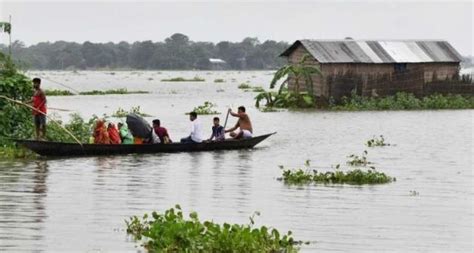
[280,40,463,63]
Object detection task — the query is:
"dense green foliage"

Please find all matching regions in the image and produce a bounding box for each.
[188,101,219,115]
[330,92,474,110]
[125,205,302,252]
[0,52,35,142]
[1,34,289,70]
[278,161,393,185]
[161,76,205,82]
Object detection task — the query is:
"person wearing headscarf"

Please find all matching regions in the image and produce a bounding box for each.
[118,122,134,144]
[93,120,110,144]
[108,123,122,144]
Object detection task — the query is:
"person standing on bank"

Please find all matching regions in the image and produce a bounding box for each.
[180,112,203,143]
[29,78,47,140]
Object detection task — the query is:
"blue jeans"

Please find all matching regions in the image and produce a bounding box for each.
[180,136,198,144]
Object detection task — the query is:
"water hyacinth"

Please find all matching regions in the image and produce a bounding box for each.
[278,160,394,185]
[125,205,304,252]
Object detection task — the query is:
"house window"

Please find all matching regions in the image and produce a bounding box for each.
[394,63,407,73]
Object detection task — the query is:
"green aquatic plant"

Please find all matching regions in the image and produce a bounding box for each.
[278,160,394,185]
[347,150,372,166]
[0,145,36,159]
[366,135,391,147]
[238,83,252,89]
[329,91,474,110]
[214,78,225,83]
[188,101,219,115]
[79,88,149,95]
[125,205,303,252]
[112,106,151,118]
[45,89,75,96]
[161,76,205,82]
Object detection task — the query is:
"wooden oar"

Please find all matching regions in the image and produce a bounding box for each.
[0,95,83,146]
[223,108,230,129]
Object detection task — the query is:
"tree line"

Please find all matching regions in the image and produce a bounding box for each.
[0,33,290,70]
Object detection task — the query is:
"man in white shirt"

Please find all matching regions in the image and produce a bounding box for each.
[180,111,203,143]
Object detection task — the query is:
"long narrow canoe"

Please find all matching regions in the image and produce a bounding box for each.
[15,133,275,157]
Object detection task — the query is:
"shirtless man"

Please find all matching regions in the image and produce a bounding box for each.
[225,106,253,139]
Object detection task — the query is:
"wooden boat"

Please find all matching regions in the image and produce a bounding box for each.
[15,133,275,157]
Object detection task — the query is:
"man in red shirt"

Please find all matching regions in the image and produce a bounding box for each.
[152,119,172,144]
[30,78,47,140]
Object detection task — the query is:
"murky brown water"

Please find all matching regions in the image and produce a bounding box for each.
[1,71,473,252]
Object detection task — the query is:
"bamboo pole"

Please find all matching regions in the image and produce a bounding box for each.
[0,95,83,145]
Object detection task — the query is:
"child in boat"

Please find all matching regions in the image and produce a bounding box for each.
[93,120,110,144]
[117,122,134,144]
[107,123,121,144]
[152,119,172,144]
[207,117,225,141]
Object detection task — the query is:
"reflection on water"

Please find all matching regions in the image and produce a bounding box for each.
[0,161,48,251]
[1,71,473,252]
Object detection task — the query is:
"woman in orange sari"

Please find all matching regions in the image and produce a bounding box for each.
[108,123,121,144]
[93,120,110,144]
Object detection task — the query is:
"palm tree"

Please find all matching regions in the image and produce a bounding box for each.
[270,54,322,97]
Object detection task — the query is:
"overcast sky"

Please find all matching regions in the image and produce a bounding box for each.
[0,0,472,55]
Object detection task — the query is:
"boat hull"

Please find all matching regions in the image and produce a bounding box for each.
[15,133,275,157]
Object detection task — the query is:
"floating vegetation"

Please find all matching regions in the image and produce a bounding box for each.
[125,205,304,252]
[238,83,265,93]
[147,77,153,81]
[366,135,391,147]
[79,88,149,95]
[187,101,219,115]
[329,91,474,110]
[238,83,252,89]
[112,106,151,118]
[45,89,75,96]
[277,160,394,185]
[161,76,205,82]
[347,150,372,166]
[409,190,420,196]
[214,78,225,83]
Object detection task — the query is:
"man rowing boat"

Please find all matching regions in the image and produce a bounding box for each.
[225,106,253,139]
[28,78,47,140]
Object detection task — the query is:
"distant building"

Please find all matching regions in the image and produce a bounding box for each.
[209,58,227,70]
[280,39,470,100]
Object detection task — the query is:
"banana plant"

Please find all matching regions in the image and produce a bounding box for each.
[270,54,322,97]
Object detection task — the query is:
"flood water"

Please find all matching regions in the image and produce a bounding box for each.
[1,71,473,252]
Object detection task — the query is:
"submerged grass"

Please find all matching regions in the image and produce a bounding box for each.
[214,78,225,83]
[125,205,304,252]
[45,89,75,96]
[161,76,205,82]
